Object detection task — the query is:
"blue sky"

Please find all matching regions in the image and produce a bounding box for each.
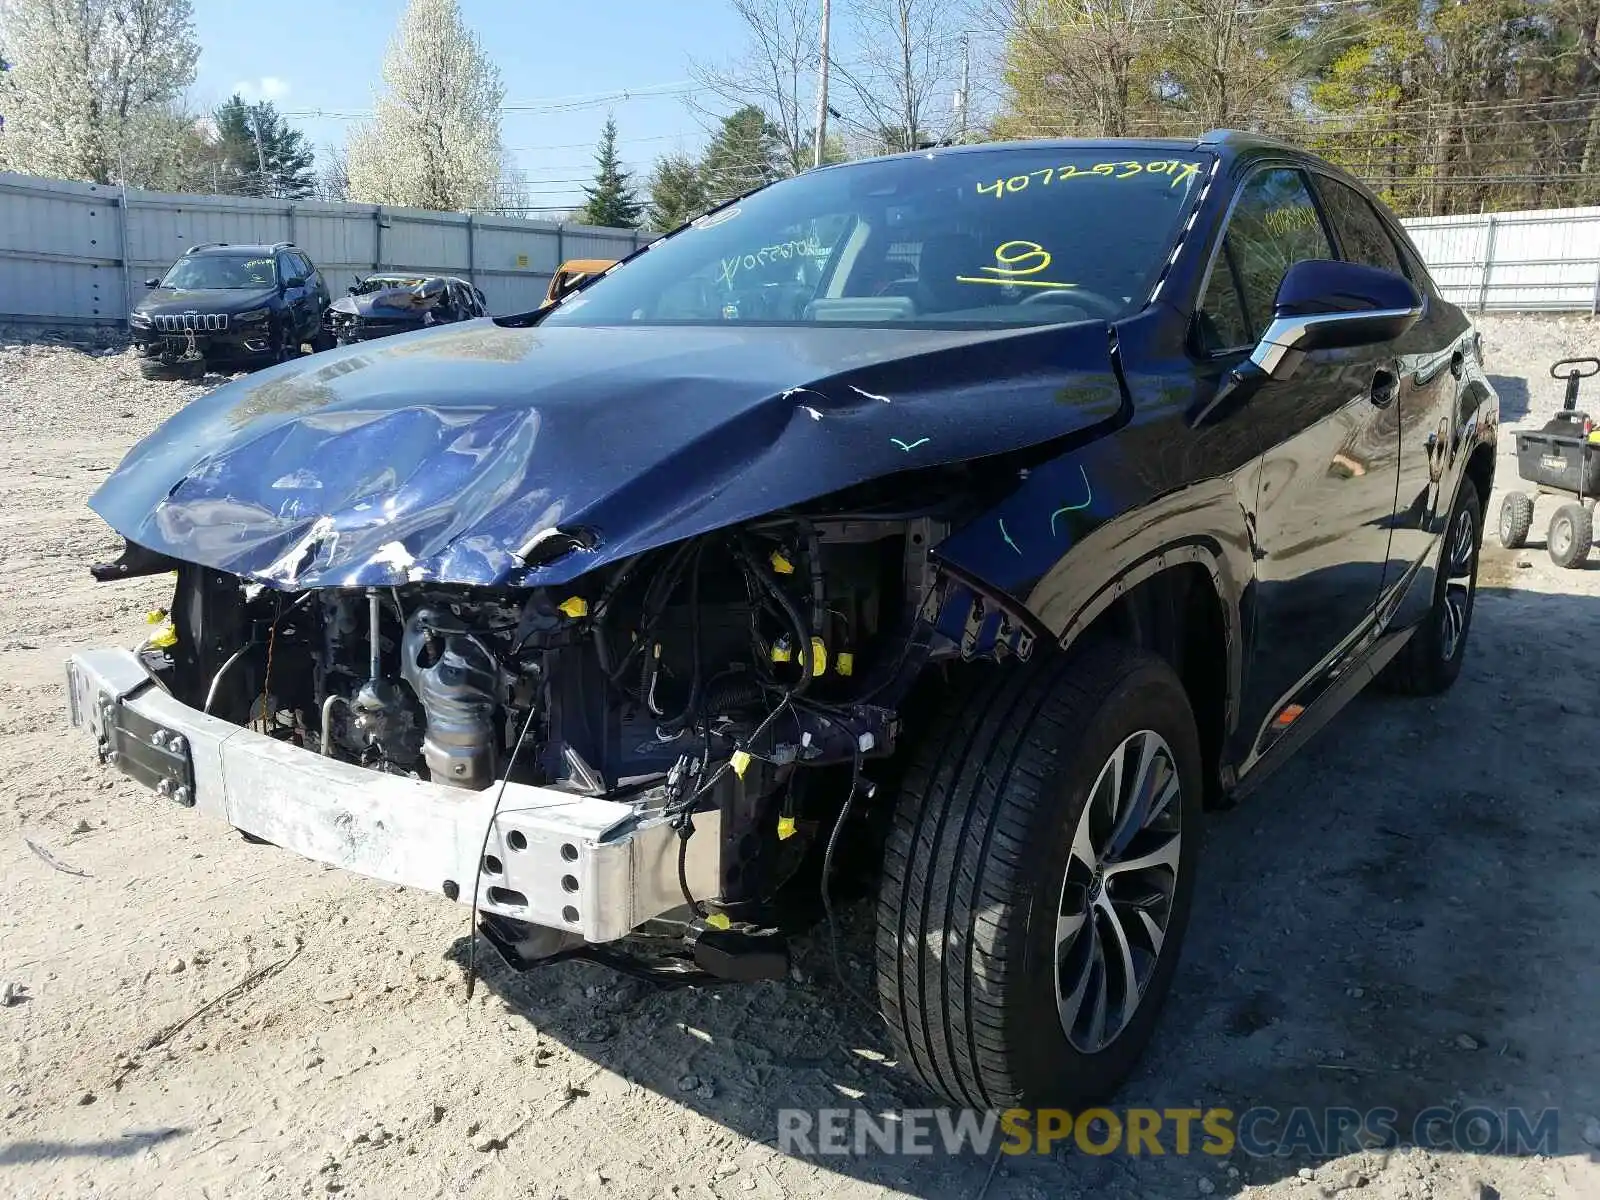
[191,0,756,212]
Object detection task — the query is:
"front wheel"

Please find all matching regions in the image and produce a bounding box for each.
[876,642,1202,1108]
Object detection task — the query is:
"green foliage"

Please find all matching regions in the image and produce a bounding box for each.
[580,116,643,229]
[701,105,785,201]
[646,152,710,232]
[993,0,1600,217]
[212,95,316,198]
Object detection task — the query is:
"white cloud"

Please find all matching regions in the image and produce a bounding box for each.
[233,76,291,103]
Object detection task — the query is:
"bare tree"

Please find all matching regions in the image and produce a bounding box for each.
[987,0,1162,139]
[345,0,505,211]
[314,143,351,202]
[0,0,199,184]
[689,0,821,176]
[830,0,963,153]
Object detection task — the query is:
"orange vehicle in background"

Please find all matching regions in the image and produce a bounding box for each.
[545,258,616,304]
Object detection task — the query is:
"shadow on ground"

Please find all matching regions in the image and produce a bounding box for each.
[452,583,1600,1198]
[0,1128,185,1167]
[1489,374,1531,422]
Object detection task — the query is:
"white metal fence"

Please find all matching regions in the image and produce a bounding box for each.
[0,172,648,326]
[6,170,1600,325]
[1399,205,1600,313]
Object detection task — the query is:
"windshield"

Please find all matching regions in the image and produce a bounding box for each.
[542,147,1211,329]
[161,254,277,290]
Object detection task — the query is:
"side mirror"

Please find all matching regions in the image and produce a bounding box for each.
[283,275,306,290]
[1195,260,1422,424]
[348,284,360,295]
[144,277,161,288]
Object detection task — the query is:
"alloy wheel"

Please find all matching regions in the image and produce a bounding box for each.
[1055,729,1183,1054]
[1441,505,1477,660]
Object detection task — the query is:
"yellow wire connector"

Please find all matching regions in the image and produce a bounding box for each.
[144,608,168,625]
[836,652,854,677]
[777,816,797,841]
[147,621,178,649]
[704,912,732,930]
[558,596,589,618]
[769,549,795,575]
[770,636,792,664]
[730,749,753,778]
[810,637,828,676]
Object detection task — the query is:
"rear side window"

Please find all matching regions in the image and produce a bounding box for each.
[1223,168,1334,339]
[1316,178,1404,276]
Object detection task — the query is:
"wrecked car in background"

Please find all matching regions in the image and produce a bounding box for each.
[545,258,616,304]
[70,132,1496,1109]
[324,274,488,345]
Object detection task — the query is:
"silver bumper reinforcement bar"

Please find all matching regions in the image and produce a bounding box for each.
[64,647,719,943]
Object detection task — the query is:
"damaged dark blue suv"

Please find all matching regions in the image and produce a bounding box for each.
[70,132,1496,1108]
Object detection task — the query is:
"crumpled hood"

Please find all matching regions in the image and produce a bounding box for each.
[91,318,1125,588]
[135,288,278,316]
[330,290,430,318]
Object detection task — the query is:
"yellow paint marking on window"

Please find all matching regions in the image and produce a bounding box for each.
[955,239,1077,290]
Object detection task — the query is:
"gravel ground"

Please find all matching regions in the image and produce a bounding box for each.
[4,317,1600,1199]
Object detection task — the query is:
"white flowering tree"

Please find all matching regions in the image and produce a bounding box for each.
[344,0,506,211]
[0,0,200,185]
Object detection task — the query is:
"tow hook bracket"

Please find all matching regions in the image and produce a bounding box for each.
[95,691,196,806]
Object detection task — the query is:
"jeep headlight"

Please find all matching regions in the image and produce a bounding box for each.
[129,312,151,328]
[235,307,270,324]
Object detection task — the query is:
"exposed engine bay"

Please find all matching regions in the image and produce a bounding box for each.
[142,511,1035,972]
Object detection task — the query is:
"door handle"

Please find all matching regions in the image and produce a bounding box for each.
[1370,368,1399,408]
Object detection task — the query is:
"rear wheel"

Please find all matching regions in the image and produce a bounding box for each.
[1380,479,1482,695]
[1548,502,1591,568]
[876,641,1202,1108]
[1497,493,1533,549]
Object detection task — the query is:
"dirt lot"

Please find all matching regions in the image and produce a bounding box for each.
[4,316,1600,1199]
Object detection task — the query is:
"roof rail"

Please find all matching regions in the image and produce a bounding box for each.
[270,241,297,250]
[184,241,228,254]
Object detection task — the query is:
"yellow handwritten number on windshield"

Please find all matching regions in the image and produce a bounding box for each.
[954,240,1076,289]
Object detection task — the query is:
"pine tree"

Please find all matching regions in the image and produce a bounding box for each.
[345,0,505,211]
[579,116,643,228]
[212,95,315,198]
[646,152,709,232]
[700,105,784,202]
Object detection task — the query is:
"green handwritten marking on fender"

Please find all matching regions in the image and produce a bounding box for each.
[1050,465,1094,535]
[999,518,1022,555]
[891,437,930,452]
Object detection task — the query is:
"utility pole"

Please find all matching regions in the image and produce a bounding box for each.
[252,109,270,198]
[813,0,831,169]
[957,31,971,142]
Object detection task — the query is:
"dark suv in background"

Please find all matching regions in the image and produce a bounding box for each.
[130,242,332,378]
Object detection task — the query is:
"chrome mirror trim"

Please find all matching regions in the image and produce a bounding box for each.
[1250,306,1423,375]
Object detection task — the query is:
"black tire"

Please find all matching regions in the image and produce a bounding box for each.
[1379,479,1482,695]
[275,317,300,363]
[1497,493,1533,549]
[875,641,1202,1109]
[1548,502,1592,568]
[138,357,175,380]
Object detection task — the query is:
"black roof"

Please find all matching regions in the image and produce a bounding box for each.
[823,128,1303,170]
